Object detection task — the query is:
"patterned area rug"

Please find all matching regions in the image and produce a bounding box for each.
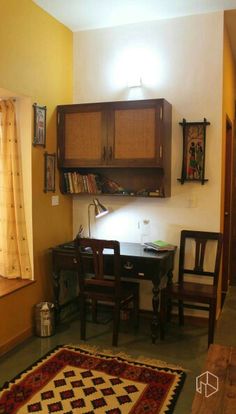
[0,345,186,414]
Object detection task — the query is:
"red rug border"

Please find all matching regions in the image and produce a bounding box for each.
[0,344,186,414]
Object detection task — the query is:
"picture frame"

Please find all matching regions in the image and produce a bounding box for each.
[178,118,210,185]
[44,152,56,192]
[33,103,47,147]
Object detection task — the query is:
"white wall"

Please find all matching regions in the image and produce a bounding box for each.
[73,12,224,309]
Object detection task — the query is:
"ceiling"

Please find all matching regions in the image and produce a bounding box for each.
[32,0,236,31]
[33,0,236,61]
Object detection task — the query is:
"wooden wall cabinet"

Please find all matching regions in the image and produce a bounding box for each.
[57,98,172,197]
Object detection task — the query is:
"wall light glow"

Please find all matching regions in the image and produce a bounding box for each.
[108,45,164,91]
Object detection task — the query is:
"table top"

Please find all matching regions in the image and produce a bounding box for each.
[52,240,175,260]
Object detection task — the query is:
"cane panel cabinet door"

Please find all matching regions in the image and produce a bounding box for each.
[107,99,171,167]
[57,102,108,168]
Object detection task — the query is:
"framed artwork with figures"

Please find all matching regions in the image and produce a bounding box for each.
[178,118,210,185]
[44,152,56,192]
[33,103,47,147]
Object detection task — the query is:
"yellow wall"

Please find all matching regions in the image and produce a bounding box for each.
[223,27,236,124]
[218,24,236,310]
[0,0,73,354]
[221,27,235,232]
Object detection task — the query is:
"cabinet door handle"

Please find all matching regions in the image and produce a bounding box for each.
[109,146,112,160]
[103,146,106,160]
[159,145,163,159]
[124,261,134,270]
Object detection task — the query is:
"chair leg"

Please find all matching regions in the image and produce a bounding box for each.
[208,301,216,347]
[91,299,97,323]
[178,300,184,325]
[133,289,139,329]
[80,295,86,340]
[166,293,172,322]
[112,302,120,347]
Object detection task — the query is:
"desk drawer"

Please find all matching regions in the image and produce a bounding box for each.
[121,257,156,280]
[53,250,169,282]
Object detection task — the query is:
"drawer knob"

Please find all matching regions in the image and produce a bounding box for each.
[73,258,77,264]
[138,272,145,277]
[124,261,133,270]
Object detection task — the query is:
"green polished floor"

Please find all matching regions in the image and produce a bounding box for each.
[0,287,235,413]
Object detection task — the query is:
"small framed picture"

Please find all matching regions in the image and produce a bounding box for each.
[33,103,46,146]
[44,152,56,192]
[178,118,210,185]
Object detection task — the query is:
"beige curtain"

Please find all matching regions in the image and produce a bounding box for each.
[0,100,32,279]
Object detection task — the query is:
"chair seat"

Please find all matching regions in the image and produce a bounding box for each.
[83,280,138,304]
[170,282,217,302]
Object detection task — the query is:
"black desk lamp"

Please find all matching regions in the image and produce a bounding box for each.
[88,198,109,238]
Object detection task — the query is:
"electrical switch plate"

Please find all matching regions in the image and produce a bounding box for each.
[51,195,59,206]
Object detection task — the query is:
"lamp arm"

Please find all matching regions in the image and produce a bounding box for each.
[88,203,94,238]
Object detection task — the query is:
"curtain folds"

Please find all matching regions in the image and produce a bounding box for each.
[0,100,32,279]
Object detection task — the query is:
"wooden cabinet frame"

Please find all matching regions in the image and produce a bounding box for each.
[57,98,172,197]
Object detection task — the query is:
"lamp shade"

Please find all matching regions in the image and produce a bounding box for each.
[93,198,109,218]
[88,198,109,237]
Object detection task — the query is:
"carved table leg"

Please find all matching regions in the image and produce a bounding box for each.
[53,270,61,325]
[151,284,160,343]
[166,269,173,322]
[159,287,166,340]
[151,267,173,343]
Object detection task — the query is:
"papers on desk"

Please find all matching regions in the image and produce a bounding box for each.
[144,240,175,252]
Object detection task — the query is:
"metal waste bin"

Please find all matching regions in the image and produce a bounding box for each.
[35,302,55,337]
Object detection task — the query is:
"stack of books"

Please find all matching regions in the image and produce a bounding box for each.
[144,240,175,252]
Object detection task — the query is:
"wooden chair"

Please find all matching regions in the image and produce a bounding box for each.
[161,230,223,347]
[74,237,139,346]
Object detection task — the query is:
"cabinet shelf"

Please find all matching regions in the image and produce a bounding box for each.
[60,167,166,197]
[61,191,165,198]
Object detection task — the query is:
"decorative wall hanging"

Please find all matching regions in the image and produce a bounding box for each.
[44,152,56,192]
[33,103,47,146]
[177,118,210,185]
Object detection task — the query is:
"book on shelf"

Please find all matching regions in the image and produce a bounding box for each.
[63,172,102,194]
[64,172,70,193]
[144,240,176,251]
[68,172,74,193]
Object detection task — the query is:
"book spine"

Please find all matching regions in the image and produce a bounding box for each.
[82,175,88,193]
[72,172,78,193]
[64,172,70,193]
[68,172,74,193]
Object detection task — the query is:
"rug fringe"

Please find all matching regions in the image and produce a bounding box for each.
[65,343,189,372]
[135,356,189,372]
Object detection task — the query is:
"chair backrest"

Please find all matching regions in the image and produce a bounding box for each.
[178,230,223,286]
[74,237,121,296]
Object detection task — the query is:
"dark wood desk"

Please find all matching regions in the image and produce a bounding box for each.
[51,241,175,343]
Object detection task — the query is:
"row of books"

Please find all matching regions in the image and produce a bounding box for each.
[63,172,163,197]
[63,172,102,194]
